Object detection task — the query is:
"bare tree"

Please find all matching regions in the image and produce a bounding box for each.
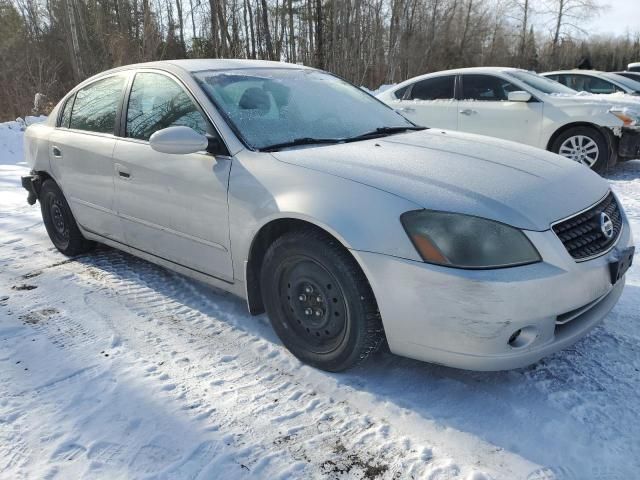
[2,0,640,122]
[545,0,601,66]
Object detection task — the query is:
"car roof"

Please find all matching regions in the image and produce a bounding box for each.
[385,67,526,91]
[418,66,523,75]
[543,70,606,76]
[78,59,312,86]
[159,58,310,72]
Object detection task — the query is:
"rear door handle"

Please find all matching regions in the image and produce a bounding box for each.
[115,163,131,180]
[51,146,62,158]
[398,106,416,113]
[459,109,477,116]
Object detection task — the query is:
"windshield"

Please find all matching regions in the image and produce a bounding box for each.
[194,68,414,149]
[602,73,640,92]
[506,70,577,95]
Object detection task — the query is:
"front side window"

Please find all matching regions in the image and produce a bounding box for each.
[69,75,126,133]
[461,75,519,101]
[408,76,455,100]
[562,75,620,94]
[126,72,209,141]
[194,68,414,150]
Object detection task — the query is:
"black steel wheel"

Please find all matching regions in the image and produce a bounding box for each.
[40,179,95,256]
[260,228,385,371]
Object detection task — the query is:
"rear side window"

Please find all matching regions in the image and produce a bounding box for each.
[126,72,209,141]
[408,76,455,100]
[58,96,74,128]
[69,75,125,133]
[461,75,519,101]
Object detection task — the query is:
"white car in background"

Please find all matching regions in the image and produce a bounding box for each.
[542,70,640,96]
[376,67,640,171]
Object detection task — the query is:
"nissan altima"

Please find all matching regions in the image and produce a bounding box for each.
[21,60,635,371]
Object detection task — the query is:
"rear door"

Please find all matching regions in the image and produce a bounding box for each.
[112,70,234,281]
[393,75,458,130]
[48,74,127,241]
[457,74,543,147]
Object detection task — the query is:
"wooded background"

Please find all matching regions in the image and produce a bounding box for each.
[1,0,639,120]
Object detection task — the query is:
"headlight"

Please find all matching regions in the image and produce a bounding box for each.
[401,210,541,269]
[610,108,640,127]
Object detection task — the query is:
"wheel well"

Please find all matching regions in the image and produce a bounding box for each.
[245,218,355,315]
[546,122,609,151]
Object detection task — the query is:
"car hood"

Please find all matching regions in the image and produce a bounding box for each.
[545,92,640,110]
[271,129,609,231]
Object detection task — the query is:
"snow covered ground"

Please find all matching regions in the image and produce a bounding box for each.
[0,120,639,480]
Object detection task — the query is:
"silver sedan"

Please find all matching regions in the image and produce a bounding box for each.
[22,60,635,371]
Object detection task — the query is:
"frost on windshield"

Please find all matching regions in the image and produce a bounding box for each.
[195,69,412,149]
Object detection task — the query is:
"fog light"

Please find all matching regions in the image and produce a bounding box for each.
[508,326,538,348]
[508,329,522,346]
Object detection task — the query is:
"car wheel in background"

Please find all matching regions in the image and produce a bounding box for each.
[40,179,96,256]
[551,126,609,172]
[260,228,385,372]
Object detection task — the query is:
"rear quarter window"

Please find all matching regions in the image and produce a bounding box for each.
[58,95,74,128]
[392,85,410,99]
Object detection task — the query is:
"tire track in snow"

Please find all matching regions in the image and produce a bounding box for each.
[39,246,531,479]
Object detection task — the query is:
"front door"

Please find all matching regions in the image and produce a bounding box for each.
[457,74,543,147]
[113,71,233,281]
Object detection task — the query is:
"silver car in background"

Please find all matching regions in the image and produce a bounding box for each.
[22,60,634,371]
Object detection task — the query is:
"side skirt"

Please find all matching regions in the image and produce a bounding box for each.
[80,227,248,302]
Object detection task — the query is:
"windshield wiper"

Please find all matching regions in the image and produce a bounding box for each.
[259,126,426,151]
[343,126,426,143]
[260,137,343,152]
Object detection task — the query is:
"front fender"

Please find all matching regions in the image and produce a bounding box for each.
[541,103,624,146]
[228,150,423,282]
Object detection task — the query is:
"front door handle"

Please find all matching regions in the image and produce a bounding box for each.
[115,163,131,180]
[52,146,62,158]
[459,109,477,116]
[398,106,416,113]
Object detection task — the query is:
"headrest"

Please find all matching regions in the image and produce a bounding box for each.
[238,87,270,114]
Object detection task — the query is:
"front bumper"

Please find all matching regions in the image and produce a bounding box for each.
[618,127,640,160]
[354,210,634,371]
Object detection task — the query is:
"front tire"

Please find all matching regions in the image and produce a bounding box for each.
[40,179,95,256]
[551,126,609,172]
[260,228,384,372]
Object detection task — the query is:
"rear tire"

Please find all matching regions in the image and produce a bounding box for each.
[551,126,609,172]
[40,179,95,256]
[260,228,384,372]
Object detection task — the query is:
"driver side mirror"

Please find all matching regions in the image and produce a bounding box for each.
[507,91,532,102]
[149,126,208,154]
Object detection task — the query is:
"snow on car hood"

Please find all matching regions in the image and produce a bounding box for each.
[547,91,640,111]
[272,129,609,231]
